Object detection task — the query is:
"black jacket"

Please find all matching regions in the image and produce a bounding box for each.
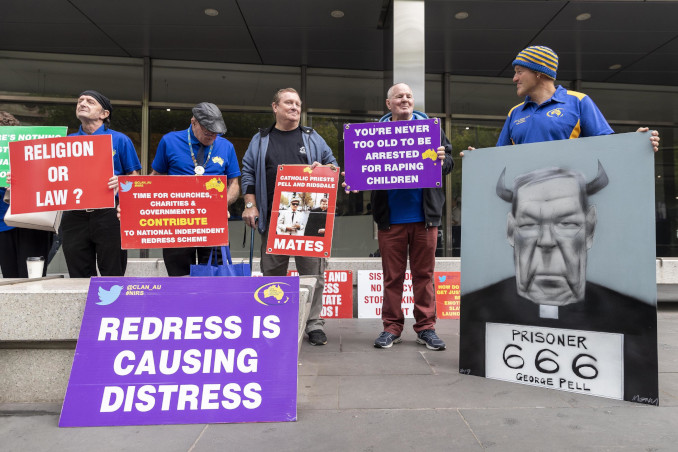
[460,277,659,404]
[371,128,454,230]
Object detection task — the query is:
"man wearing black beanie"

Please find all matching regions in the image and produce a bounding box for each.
[61,90,142,277]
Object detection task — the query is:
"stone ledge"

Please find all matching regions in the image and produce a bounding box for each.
[0,279,89,341]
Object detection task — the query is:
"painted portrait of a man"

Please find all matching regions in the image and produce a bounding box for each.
[459,133,658,405]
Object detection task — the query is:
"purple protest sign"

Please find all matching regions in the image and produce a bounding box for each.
[59,276,299,427]
[343,118,442,190]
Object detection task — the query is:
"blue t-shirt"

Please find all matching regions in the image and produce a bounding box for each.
[497,85,614,146]
[70,124,142,176]
[0,187,11,232]
[385,114,426,225]
[152,127,241,179]
[388,188,425,224]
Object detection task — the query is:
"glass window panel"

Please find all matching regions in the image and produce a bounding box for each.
[425,75,443,114]
[450,76,518,117]
[151,60,299,106]
[306,68,384,112]
[0,51,143,99]
[581,83,678,124]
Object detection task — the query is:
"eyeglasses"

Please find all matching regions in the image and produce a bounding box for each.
[197,122,222,137]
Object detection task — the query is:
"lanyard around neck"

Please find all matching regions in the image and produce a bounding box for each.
[187,128,214,169]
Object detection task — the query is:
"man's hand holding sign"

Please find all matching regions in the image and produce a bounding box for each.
[266,164,339,259]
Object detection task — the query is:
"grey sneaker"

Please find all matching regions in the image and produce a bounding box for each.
[374,331,402,349]
[416,329,446,350]
[308,330,327,346]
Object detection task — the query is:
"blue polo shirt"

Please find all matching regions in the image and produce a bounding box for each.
[497,85,614,146]
[70,124,142,175]
[153,127,241,179]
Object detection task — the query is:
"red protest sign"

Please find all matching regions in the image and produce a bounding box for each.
[266,165,339,258]
[118,175,229,249]
[9,135,115,213]
[435,271,461,319]
[289,270,353,318]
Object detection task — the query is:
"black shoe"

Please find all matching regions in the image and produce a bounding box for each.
[308,329,327,346]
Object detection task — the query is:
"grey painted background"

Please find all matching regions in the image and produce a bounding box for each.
[460,132,656,305]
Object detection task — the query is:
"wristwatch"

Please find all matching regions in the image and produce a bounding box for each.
[245,202,255,209]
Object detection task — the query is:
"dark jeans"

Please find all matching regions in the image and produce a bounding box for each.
[162,247,217,276]
[378,222,438,336]
[0,227,53,278]
[62,208,127,278]
[260,229,326,333]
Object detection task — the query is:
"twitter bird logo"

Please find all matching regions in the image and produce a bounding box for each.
[438,275,447,283]
[119,181,133,192]
[97,285,124,305]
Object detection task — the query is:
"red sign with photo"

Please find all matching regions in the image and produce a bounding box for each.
[118,175,229,249]
[288,270,353,318]
[9,135,115,213]
[266,164,339,258]
[435,271,461,319]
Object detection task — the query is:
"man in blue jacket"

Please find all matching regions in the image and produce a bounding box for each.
[241,88,337,346]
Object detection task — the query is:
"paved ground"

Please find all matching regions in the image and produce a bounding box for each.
[2,307,678,452]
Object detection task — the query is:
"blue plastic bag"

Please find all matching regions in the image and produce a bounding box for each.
[190,246,251,277]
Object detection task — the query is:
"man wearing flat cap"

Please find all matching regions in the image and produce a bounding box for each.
[151,102,240,276]
[61,90,141,278]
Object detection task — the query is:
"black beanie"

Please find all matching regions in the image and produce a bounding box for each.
[80,90,113,120]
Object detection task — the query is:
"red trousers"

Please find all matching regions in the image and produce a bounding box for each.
[378,223,438,335]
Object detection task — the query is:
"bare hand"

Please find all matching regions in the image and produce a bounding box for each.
[108,175,118,192]
[309,161,337,172]
[636,127,660,152]
[460,146,475,158]
[341,171,359,194]
[242,205,259,228]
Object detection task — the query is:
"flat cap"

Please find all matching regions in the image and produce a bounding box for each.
[192,102,227,134]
